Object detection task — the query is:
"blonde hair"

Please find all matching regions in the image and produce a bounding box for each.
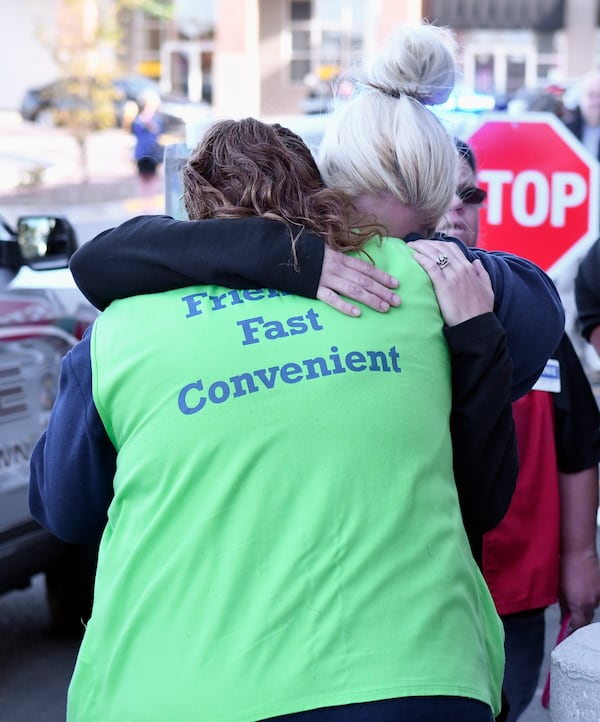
[182,118,384,261]
[318,23,459,233]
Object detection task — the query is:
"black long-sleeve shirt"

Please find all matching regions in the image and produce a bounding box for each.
[69,215,564,401]
[575,236,600,341]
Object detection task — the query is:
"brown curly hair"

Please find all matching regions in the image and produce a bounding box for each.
[182,118,384,264]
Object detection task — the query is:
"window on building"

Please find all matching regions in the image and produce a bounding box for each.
[507,55,527,95]
[291,59,313,81]
[291,1,311,21]
[537,32,555,53]
[288,0,365,85]
[292,28,311,52]
[289,1,312,81]
[474,54,495,94]
[147,27,162,54]
[536,33,559,85]
[537,62,556,81]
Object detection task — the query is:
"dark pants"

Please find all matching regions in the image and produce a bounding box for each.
[502,609,546,722]
[136,156,159,177]
[264,696,494,721]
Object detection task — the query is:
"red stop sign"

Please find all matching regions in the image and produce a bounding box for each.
[467,113,599,274]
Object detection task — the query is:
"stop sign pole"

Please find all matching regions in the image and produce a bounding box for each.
[467,112,599,277]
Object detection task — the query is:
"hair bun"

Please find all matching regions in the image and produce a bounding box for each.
[366,24,457,106]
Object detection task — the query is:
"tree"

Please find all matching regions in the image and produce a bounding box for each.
[34,0,174,182]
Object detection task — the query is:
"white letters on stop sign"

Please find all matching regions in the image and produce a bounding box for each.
[479,169,587,227]
[551,173,587,225]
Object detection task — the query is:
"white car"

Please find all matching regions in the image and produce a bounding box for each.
[0,214,97,633]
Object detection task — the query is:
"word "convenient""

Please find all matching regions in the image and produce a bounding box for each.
[178,344,402,415]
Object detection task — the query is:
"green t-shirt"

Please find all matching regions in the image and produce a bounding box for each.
[69,237,504,722]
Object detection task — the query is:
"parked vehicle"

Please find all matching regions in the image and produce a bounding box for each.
[20,75,187,135]
[0,214,97,632]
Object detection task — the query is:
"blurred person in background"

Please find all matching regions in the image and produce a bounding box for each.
[570,72,600,344]
[565,69,600,162]
[131,89,164,210]
[574,233,600,358]
[438,138,600,722]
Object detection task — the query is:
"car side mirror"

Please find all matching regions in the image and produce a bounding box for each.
[16,215,78,269]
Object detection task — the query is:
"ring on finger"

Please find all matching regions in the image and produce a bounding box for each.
[436,253,449,270]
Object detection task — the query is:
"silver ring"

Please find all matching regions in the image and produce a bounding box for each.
[436,254,449,270]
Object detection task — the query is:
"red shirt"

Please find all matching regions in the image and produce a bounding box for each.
[482,391,560,615]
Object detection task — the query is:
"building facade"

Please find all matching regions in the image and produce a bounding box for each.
[2,1,600,117]
[149,0,600,117]
[423,0,599,101]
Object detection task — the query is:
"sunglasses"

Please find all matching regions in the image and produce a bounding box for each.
[457,186,487,204]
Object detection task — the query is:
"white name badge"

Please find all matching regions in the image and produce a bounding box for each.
[531,358,561,393]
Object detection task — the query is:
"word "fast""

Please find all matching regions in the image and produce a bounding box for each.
[237,308,323,345]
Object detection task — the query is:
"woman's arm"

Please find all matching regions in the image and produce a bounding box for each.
[71,216,564,400]
[559,466,600,630]
[412,245,518,564]
[445,314,517,563]
[550,332,600,630]
[70,215,400,316]
[29,328,115,545]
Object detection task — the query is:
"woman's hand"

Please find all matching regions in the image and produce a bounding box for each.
[408,239,494,326]
[317,246,402,316]
[560,548,600,631]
